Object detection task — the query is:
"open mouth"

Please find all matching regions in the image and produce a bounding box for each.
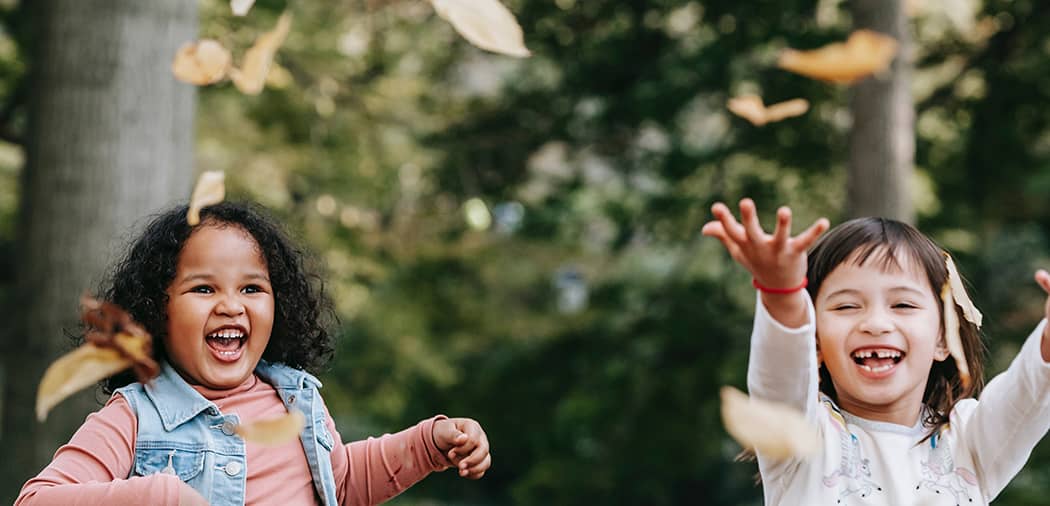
[205,327,247,362]
[850,348,904,374]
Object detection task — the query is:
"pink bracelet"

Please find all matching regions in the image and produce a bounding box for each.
[752,277,808,294]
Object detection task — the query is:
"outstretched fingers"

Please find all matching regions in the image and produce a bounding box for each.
[739,198,768,243]
[709,202,747,244]
[791,217,830,253]
[771,206,792,248]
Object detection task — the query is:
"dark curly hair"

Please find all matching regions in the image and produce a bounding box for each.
[94,201,336,393]
[807,217,986,443]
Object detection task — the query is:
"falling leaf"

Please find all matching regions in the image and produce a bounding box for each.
[37,345,132,421]
[430,0,531,58]
[187,171,226,226]
[235,410,306,446]
[944,253,982,327]
[231,0,256,16]
[727,95,810,126]
[80,294,160,382]
[230,12,293,95]
[777,29,898,84]
[940,283,971,388]
[172,39,232,86]
[720,386,819,460]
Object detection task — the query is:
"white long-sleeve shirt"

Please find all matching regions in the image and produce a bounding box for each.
[748,291,1050,505]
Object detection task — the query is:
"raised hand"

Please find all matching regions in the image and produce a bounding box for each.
[702,199,828,290]
[433,417,491,479]
[1035,270,1050,361]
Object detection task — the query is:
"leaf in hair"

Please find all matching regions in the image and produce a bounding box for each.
[727,95,809,126]
[940,283,971,389]
[944,253,982,328]
[234,410,306,446]
[720,386,819,460]
[187,171,226,226]
[777,30,898,84]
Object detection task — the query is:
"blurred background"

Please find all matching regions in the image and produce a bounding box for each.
[2,0,1050,504]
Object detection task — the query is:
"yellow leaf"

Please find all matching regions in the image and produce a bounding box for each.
[230,12,293,95]
[187,171,226,226]
[940,283,971,389]
[777,29,898,84]
[944,253,982,327]
[172,39,232,86]
[720,386,819,460]
[37,344,132,421]
[234,410,306,446]
[231,0,256,16]
[727,95,809,126]
[430,0,531,58]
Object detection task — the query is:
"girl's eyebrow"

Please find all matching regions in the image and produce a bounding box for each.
[822,286,926,300]
[176,272,271,283]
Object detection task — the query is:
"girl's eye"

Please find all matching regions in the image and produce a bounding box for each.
[832,304,858,311]
[242,285,264,294]
[893,302,919,309]
[190,285,213,294]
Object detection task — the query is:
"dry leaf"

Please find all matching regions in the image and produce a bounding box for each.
[430,0,531,58]
[187,171,226,226]
[80,294,159,381]
[940,283,971,389]
[230,12,292,95]
[37,344,132,421]
[720,386,819,460]
[172,39,232,86]
[727,95,809,126]
[231,0,256,16]
[944,253,983,327]
[777,29,898,84]
[235,410,306,446]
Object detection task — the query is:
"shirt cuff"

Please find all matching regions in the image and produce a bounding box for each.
[421,415,454,470]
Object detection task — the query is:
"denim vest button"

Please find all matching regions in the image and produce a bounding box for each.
[224,461,243,476]
[221,420,237,436]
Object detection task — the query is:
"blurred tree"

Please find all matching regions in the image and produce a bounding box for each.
[848,0,915,222]
[0,0,195,499]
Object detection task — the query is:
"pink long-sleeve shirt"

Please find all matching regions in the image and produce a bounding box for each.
[17,374,452,505]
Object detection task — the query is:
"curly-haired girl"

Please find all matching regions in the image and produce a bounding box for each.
[17,202,491,505]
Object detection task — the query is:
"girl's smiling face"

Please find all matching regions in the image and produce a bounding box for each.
[165,223,274,389]
[815,249,948,426]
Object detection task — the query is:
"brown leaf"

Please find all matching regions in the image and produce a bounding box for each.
[940,283,971,388]
[777,29,898,84]
[172,39,232,86]
[720,386,819,460]
[36,344,132,421]
[80,294,160,381]
[230,12,292,95]
[234,410,306,446]
[727,95,809,126]
[430,0,531,58]
[231,0,256,16]
[187,171,226,226]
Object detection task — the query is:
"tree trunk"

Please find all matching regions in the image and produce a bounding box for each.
[847,0,915,223]
[2,0,195,498]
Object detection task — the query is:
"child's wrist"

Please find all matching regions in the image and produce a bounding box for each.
[752,277,808,295]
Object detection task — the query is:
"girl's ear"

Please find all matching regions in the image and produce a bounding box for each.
[934,332,950,362]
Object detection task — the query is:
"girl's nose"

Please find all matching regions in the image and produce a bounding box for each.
[215,295,246,316]
[858,308,894,336]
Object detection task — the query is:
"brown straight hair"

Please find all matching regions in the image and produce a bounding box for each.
[806,217,986,442]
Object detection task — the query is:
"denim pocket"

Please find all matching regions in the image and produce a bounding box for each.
[134,444,206,482]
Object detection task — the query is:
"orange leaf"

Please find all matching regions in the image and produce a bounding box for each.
[80,294,159,382]
[430,0,531,58]
[187,171,226,226]
[234,410,306,446]
[172,39,232,86]
[720,386,819,460]
[37,344,132,421]
[230,12,292,95]
[777,30,898,84]
[727,95,809,126]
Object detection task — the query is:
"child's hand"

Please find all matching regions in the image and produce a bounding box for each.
[1036,270,1050,359]
[702,199,828,290]
[433,417,491,479]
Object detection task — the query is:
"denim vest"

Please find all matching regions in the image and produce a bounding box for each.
[115,361,339,505]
